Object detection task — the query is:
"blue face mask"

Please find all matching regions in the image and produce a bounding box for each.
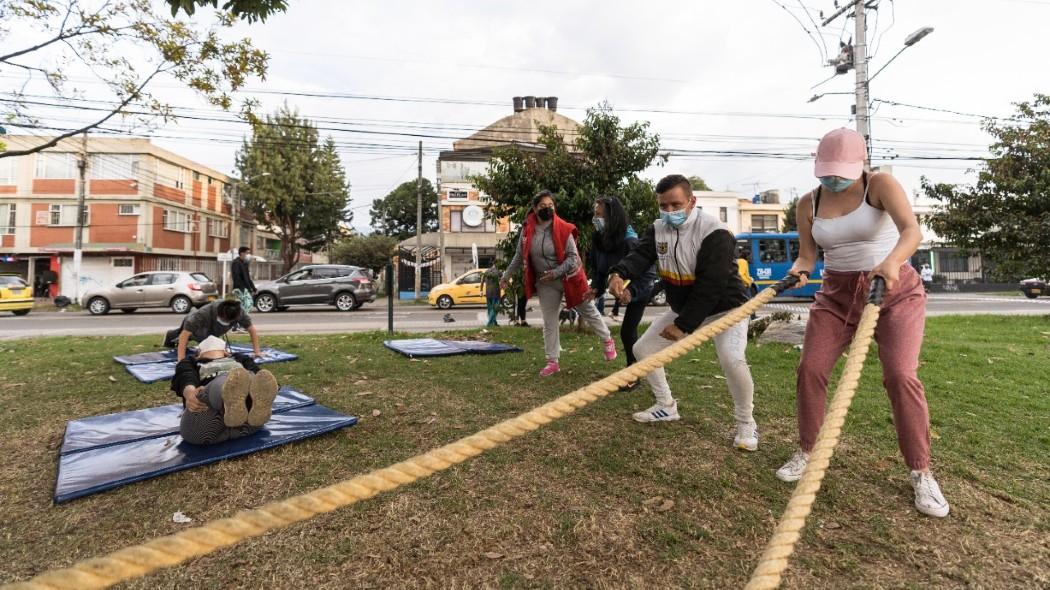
[660,209,689,228]
[819,176,856,193]
[592,217,605,232]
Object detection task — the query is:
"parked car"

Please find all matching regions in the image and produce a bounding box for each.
[1019,278,1047,299]
[253,265,375,312]
[0,274,33,316]
[428,268,511,310]
[83,271,219,315]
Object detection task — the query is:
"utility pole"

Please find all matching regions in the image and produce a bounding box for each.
[73,132,88,305]
[414,140,422,300]
[853,0,871,164]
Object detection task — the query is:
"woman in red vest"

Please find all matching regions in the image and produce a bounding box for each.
[502,190,617,376]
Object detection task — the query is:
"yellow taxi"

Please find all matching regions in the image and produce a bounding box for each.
[428,268,501,309]
[0,274,33,316]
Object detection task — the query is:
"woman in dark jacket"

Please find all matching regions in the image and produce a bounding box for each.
[588,195,657,390]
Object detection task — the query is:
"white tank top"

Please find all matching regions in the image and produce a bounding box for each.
[811,174,899,272]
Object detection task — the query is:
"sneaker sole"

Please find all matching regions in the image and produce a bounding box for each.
[775,471,803,483]
[915,502,950,518]
[735,440,759,452]
[221,368,252,427]
[247,369,279,427]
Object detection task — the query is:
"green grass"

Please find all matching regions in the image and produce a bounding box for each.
[0,316,1047,588]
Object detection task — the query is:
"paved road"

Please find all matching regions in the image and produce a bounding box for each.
[1,294,1047,340]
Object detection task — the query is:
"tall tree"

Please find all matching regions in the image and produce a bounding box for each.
[330,234,398,275]
[369,179,438,241]
[688,175,712,191]
[476,103,662,256]
[923,94,1050,280]
[782,197,799,232]
[236,106,352,272]
[0,0,268,157]
[165,0,287,21]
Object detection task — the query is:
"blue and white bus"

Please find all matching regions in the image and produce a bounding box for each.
[736,232,824,298]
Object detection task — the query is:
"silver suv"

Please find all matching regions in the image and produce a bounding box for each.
[254,265,376,312]
[83,271,219,315]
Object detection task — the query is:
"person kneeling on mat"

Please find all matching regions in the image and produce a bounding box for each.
[163,299,262,362]
[172,336,278,445]
[608,174,759,451]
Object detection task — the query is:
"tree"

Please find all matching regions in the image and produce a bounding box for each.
[782,197,799,232]
[236,106,352,273]
[475,103,662,258]
[1,0,268,157]
[923,94,1050,280]
[330,234,398,275]
[369,179,438,241]
[165,0,287,22]
[688,175,712,191]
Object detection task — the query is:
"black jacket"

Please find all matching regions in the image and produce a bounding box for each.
[587,229,657,303]
[232,257,255,292]
[610,220,747,333]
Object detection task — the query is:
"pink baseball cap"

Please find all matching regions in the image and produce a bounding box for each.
[814,128,866,179]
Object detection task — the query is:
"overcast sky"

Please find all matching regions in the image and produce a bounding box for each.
[9,0,1050,232]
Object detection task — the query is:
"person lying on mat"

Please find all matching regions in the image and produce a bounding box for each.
[163,299,262,362]
[171,336,278,445]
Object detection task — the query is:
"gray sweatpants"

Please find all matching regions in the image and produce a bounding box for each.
[536,280,612,360]
[633,309,755,425]
[179,372,261,445]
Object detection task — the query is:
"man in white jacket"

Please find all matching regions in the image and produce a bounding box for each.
[608,174,759,451]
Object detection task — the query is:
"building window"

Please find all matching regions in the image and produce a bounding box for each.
[938,251,970,273]
[751,215,779,232]
[89,154,139,179]
[193,171,201,182]
[111,257,134,268]
[162,209,193,233]
[157,160,185,189]
[719,207,728,223]
[0,156,15,185]
[0,203,14,234]
[757,238,788,263]
[158,257,181,271]
[448,189,468,200]
[207,218,229,238]
[35,153,76,179]
[118,204,140,216]
[49,204,85,226]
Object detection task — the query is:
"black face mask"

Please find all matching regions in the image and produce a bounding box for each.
[536,207,554,221]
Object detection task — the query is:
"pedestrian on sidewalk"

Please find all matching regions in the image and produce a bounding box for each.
[776,128,949,518]
[231,247,256,334]
[481,266,502,327]
[609,174,758,452]
[588,195,656,391]
[501,190,616,377]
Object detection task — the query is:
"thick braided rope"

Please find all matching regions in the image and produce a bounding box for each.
[6,287,782,590]
[744,302,881,590]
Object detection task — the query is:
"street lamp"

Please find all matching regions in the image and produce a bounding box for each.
[869,27,934,82]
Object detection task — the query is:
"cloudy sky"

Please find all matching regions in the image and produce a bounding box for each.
[8,0,1050,231]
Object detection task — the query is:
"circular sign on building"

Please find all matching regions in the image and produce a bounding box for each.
[462,204,484,227]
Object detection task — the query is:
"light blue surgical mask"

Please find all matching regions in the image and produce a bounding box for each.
[660,209,689,228]
[819,176,856,192]
[592,217,605,232]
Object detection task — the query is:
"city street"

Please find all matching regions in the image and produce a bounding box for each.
[1,293,1047,340]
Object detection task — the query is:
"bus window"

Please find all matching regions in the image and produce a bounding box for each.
[758,239,788,263]
[789,239,801,261]
[736,239,751,260]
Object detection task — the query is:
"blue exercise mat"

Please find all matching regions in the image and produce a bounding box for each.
[121,347,300,384]
[383,338,522,358]
[114,344,297,366]
[55,389,357,503]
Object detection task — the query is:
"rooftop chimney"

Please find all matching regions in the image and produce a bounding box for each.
[536,96,547,109]
[524,96,537,109]
[546,96,558,112]
[512,96,524,112]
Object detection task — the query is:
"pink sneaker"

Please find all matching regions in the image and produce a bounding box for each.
[539,360,560,377]
[603,339,618,361]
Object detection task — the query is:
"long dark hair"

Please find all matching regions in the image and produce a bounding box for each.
[593,195,628,253]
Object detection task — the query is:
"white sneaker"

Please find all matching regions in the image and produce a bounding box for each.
[910,470,950,517]
[776,450,810,482]
[632,400,680,423]
[734,421,759,451]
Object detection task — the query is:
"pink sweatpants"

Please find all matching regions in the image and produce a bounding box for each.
[796,264,931,470]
